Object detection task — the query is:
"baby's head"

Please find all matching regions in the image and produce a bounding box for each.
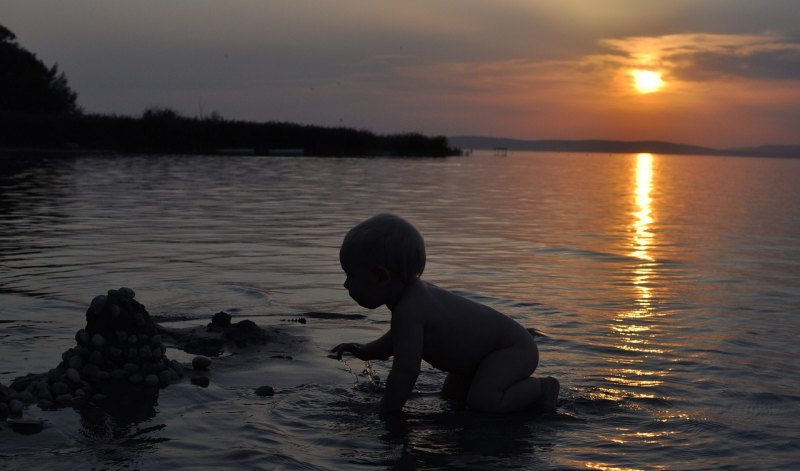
[340,213,426,285]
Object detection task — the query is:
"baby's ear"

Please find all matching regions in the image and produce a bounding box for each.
[375,266,391,285]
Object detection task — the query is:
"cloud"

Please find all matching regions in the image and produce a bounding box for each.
[597,33,800,82]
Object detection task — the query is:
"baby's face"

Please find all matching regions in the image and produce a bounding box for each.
[341,254,386,309]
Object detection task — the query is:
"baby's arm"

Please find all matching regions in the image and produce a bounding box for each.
[380,312,424,413]
[330,330,393,360]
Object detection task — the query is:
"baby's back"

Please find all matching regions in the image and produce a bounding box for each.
[404,281,531,374]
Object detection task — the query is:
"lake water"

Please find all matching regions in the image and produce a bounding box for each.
[1,151,799,470]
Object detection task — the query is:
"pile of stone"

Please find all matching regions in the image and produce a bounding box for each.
[3,287,184,416]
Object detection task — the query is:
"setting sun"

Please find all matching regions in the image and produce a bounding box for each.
[631,70,665,94]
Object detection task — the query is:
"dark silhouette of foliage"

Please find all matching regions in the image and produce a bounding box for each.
[0,23,458,157]
[0,24,80,114]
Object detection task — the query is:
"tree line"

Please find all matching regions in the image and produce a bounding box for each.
[0,24,458,157]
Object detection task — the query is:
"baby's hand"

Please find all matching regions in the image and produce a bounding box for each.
[329,342,367,360]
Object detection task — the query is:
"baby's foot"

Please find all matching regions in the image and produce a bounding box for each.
[535,377,560,413]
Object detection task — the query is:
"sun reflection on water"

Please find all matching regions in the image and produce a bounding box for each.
[607,153,665,391]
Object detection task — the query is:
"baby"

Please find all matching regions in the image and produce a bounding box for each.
[330,214,559,414]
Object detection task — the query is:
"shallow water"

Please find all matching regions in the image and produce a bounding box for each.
[1,151,799,470]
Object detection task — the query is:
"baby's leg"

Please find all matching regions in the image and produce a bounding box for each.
[466,337,557,413]
[441,371,474,401]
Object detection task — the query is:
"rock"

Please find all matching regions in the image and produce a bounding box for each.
[129,373,143,384]
[97,371,111,380]
[255,386,275,397]
[110,369,127,380]
[190,376,210,387]
[66,368,81,383]
[118,287,135,299]
[91,333,106,348]
[68,355,84,370]
[192,356,212,371]
[55,394,73,404]
[51,382,69,395]
[158,369,176,385]
[111,304,121,317]
[90,295,107,313]
[123,363,139,373]
[0,402,8,418]
[207,311,232,332]
[107,289,118,297]
[144,374,159,387]
[89,350,104,365]
[8,418,45,435]
[9,399,24,414]
[20,391,35,403]
[91,393,107,402]
[37,399,55,409]
[82,363,100,378]
[76,330,91,345]
[139,345,153,359]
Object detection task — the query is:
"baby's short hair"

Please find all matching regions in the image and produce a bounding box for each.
[340,213,426,284]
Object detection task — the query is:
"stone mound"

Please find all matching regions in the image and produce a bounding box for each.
[2,288,184,418]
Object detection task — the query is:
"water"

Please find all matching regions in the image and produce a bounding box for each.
[1,151,799,470]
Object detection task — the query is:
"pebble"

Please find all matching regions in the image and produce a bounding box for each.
[190,376,210,387]
[144,374,159,387]
[82,363,100,378]
[90,350,104,364]
[192,356,212,371]
[55,394,72,404]
[51,382,69,395]
[158,370,175,385]
[8,418,45,435]
[66,368,81,383]
[123,363,139,373]
[139,345,153,359]
[9,399,24,414]
[68,355,84,370]
[255,386,275,397]
[76,330,90,345]
[90,295,107,312]
[91,333,106,348]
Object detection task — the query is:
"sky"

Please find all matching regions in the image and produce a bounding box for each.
[3,0,800,148]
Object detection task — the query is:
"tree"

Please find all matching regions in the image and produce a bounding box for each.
[0,23,81,114]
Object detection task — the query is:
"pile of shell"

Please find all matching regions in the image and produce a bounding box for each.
[3,287,183,416]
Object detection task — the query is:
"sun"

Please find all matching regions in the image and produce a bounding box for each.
[631,70,665,94]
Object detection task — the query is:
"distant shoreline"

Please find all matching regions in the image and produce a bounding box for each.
[449,136,800,159]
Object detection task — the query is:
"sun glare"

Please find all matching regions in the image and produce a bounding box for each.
[631,70,665,94]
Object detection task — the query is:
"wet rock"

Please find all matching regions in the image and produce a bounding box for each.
[91,333,106,348]
[144,374,159,387]
[207,311,232,332]
[51,382,69,396]
[190,376,210,387]
[118,287,135,299]
[76,330,91,345]
[68,355,84,370]
[255,386,275,397]
[192,356,211,371]
[9,399,24,414]
[8,418,45,435]
[66,368,81,384]
[55,394,72,404]
[90,295,107,313]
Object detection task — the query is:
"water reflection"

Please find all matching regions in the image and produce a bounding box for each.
[606,154,665,396]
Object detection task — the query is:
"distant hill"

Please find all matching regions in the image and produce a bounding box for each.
[449,136,800,159]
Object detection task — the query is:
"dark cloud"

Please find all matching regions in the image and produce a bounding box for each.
[671,44,800,81]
